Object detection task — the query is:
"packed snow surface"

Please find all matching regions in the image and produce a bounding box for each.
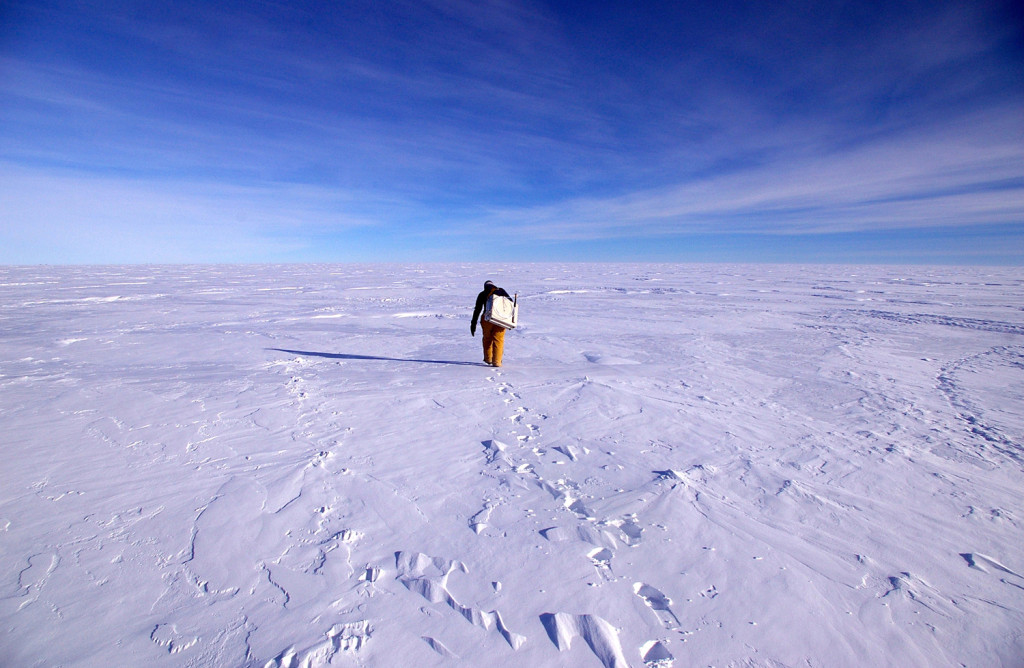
[1,263,1023,667]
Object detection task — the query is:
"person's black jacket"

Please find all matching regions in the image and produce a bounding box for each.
[471,285,510,335]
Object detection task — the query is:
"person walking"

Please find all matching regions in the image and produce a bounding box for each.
[471,280,511,367]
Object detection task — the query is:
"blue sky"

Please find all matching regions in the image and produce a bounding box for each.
[1,0,1022,264]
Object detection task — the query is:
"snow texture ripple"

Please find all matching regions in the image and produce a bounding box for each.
[1,263,1023,666]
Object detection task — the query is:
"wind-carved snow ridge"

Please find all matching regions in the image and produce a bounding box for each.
[961,552,1024,579]
[263,620,372,668]
[540,612,629,668]
[422,635,459,659]
[185,476,269,595]
[15,552,59,603]
[881,572,958,617]
[150,624,199,655]
[394,551,526,650]
[483,438,511,465]
[555,443,587,461]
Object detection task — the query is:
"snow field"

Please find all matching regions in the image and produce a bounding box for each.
[1,263,1023,667]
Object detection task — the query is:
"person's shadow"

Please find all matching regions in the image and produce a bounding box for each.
[269,348,486,367]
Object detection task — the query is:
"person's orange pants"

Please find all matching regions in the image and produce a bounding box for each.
[481,321,506,366]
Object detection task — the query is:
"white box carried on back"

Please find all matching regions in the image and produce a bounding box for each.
[484,293,518,329]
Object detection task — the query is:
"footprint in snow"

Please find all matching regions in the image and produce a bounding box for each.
[634,582,680,627]
[469,503,495,535]
[588,547,615,581]
[554,444,587,461]
[640,640,675,667]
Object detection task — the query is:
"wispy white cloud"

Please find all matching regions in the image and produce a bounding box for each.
[467,105,1024,240]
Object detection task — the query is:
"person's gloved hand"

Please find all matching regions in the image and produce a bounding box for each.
[471,322,476,337]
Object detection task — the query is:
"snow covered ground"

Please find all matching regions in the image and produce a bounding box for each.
[1,263,1023,667]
